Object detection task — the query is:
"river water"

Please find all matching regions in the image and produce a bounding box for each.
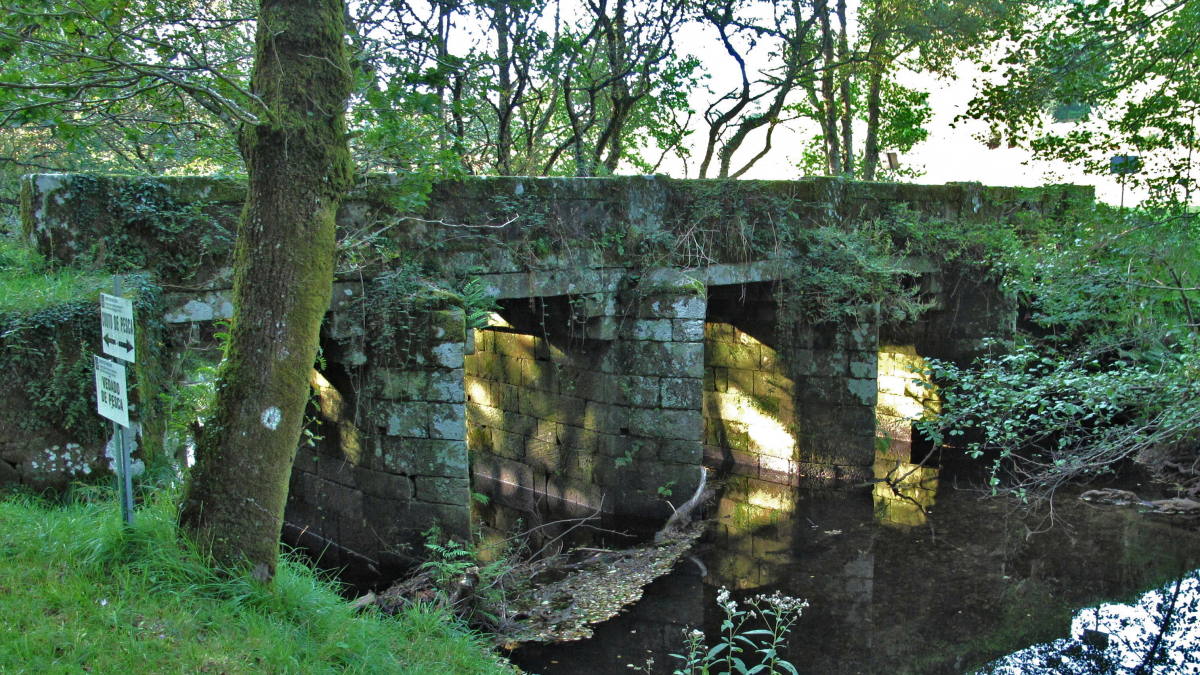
[508,458,1200,675]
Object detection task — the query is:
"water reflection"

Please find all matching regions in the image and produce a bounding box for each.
[874,345,940,528]
[983,572,1200,673]
[510,478,1200,675]
[873,460,939,528]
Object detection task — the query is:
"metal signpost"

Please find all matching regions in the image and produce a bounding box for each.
[96,276,136,526]
[1110,155,1141,210]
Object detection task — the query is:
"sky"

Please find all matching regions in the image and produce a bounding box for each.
[648,7,1141,207]
[435,0,1145,206]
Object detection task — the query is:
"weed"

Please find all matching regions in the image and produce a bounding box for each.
[671,587,809,675]
[0,488,515,675]
[422,528,477,586]
[615,443,641,468]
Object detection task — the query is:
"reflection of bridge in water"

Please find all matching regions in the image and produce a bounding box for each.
[512,473,1200,675]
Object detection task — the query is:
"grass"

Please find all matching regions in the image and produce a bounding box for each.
[0,238,107,313]
[0,487,517,675]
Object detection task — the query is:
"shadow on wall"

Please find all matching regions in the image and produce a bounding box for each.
[466,295,707,550]
[702,283,798,485]
[701,282,879,490]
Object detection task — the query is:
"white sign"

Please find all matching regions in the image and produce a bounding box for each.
[100,293,135,363]
[94,355,129,427]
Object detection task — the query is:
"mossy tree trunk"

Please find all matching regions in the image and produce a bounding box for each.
[179,0,353,580]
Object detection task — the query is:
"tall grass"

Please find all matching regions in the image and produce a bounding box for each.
[0,488,515,675]
[0,238,107,312]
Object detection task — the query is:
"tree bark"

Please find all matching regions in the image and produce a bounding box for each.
[863,64,883,180]
[817,0,841,175]
[494,0,514,175]
[180,0,354,580]
[836,0,853,176]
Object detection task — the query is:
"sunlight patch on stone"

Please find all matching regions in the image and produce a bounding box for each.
[715,388,797,458]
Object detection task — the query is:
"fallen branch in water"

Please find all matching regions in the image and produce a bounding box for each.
[1080,488,1200,514]
[365,469,714,645]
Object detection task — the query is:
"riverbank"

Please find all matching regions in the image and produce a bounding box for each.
[0,487,515,675]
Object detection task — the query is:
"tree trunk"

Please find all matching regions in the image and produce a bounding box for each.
[863,64,883,180]
[836,0,853,176]
[817,0,840,175]
[494,1,514,175]
[180,0,354,580]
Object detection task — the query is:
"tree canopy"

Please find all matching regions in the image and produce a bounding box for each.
[965,0,1200,206]
[0,0,1030,187]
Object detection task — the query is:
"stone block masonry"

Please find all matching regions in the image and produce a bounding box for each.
[284,306,472,570]
[702,283,877,490]
[466,291,706,529]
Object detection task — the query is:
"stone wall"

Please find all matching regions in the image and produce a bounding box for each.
[885,263,1017,366]
[467,291,707,531]
[23,174,1094,294]
[283,297,471,571]
[702,283,878,490]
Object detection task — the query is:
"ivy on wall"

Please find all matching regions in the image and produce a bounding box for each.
[0,263,166,468]
[24,174,238,286]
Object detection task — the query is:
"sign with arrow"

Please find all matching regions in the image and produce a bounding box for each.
[100,293,135,363]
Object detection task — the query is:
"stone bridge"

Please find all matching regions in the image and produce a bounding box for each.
[20,173,1091,572]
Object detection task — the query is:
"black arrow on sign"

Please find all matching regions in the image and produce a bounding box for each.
[103,335,133,352]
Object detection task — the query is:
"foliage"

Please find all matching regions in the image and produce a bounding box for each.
[670,587,808,675]
[348,0,699,178]
[915,207,1200,502]
[916,338,1200,502]
[621,176,929,329]
[0,0,253,168]
[160,333,223,466]
[343,0,1010,181]
[1006,208,1200,347]
[360,261,498,359]
[783,220,922,324]
[421,529,479,588]
[777,0,1026,180]
[0,488,515,675]
[792,78,934,180]
[99,178,233,280]
[965,0,1200,206]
